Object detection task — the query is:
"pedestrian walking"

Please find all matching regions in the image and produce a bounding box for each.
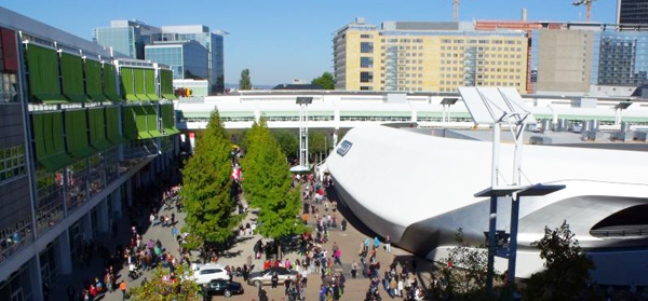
[351,260,358,278]
[385,235,391,253]
[119,280,127,300]
[271,272,279,289]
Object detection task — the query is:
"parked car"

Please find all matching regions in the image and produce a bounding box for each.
[192,264,230,285]
[247,267,298,287]
[204,279,244,298]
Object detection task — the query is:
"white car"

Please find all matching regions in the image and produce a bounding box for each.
[192,264,230,285]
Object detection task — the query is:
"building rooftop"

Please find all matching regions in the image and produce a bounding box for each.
[272,83,324,90]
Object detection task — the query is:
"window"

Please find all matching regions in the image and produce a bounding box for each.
[0,73,18,103]
[361,34,373,39]
[360,86,373,91]
[360,71,374,83]
[360,57,374,68]
[0,145,26,182]
[361,42,374,53]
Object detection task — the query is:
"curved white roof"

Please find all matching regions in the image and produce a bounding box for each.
[326,126,648,230]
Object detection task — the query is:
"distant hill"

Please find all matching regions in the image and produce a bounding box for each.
[224,83,275,90]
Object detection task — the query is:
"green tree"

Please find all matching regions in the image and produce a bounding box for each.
[308,130,328,162]
[239,69,252,90]
[523,221,596,301]
[180,110,241,245]
[432,229,497,300]
[241,120,304,243]
[272,129,299,161]
[312,72,335,90]
[129,265,201,301]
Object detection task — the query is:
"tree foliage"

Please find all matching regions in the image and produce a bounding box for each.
[241,119,303,239]
[272,129,299,161]
[432,229,497,300]
[180,110,241,244]
[523,221,595,301]
[129,265,201,301]
[239,69,252,90]
[311,72,335,90]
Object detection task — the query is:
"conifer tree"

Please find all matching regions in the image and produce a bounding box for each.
[241,119,304,241]
[180,110,240,244]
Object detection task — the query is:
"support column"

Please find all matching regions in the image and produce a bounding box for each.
[57,230,72,274]
[97,199,109,234]
[111,190,122,219]
[82,213,93,242]
[486,195,498,291]
[30,256,44,301]
[126,180,134,207]
[507,194,521,288]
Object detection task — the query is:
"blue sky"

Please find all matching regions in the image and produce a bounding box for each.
[3,0,619,85]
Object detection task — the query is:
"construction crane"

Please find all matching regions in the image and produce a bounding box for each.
[453,0,459,22]
[573,0,599,22]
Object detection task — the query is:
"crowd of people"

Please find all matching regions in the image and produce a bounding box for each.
[60,183,187,301]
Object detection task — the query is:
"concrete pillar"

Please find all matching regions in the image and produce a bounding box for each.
[111,190,122,219]
[82,213,93,242]
[30,256,44,301]
[57,230,72,274]
[97,199,109,233]
[126,180,133,207]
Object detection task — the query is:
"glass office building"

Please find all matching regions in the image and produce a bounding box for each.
[592,31,648,86]
[618,0,648,25]
[145,41,209,81]
[94,26,140,58]
[94,22,225,94]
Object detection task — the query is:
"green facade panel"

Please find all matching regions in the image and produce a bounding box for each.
[85,59,107,102]
[120,67,138,101]
[161,104,180,135]
[26,44,67,104]
[160,69,177,100]
[145,69,159,101]
[64,110,95,158]
[144,105,162,137]
[61,53,89,103]
[133,68,149,101]
[88,108,113,150]
[104,64,122,101]
[121,106,139,141]
[106,107,126,143]
[131,106,152,139]
[32,112,73,171]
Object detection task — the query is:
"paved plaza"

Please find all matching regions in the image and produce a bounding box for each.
[50,188,436,301]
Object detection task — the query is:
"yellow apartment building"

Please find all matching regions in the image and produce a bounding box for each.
[334,19,528,93]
